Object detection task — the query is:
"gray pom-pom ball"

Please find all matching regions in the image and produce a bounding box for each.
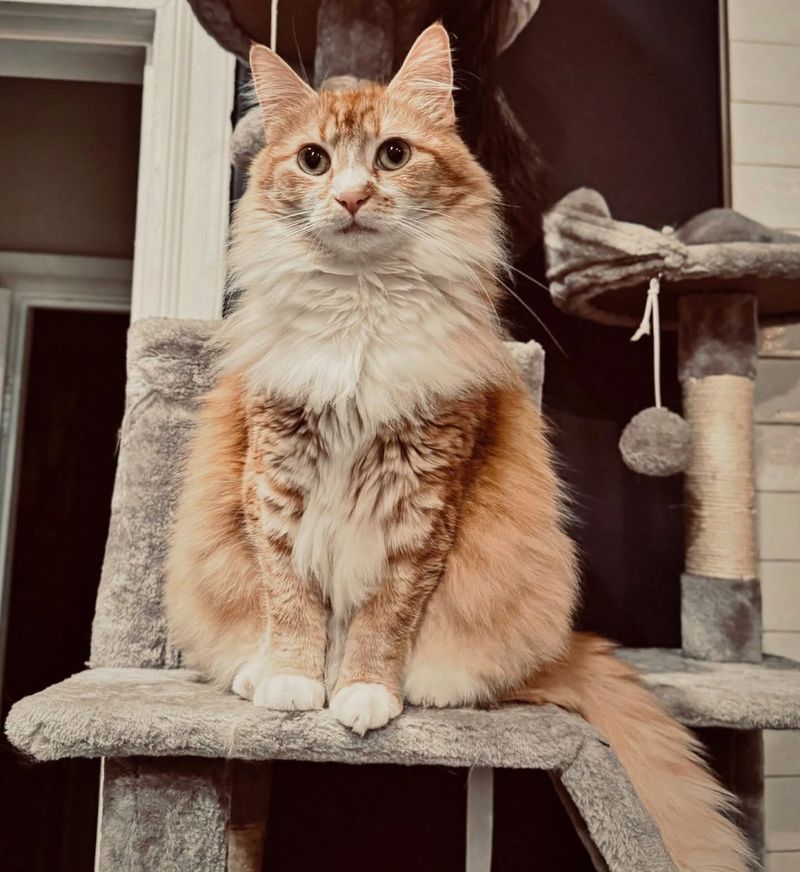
[619,407,691,477]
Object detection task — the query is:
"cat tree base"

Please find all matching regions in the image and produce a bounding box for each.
[681,574,762,663]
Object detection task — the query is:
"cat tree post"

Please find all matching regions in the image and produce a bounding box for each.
[678,292,761,663]
[314,0,395,87]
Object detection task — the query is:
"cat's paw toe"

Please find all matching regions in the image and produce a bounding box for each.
[252,674,325,711]
[329,682,402,735]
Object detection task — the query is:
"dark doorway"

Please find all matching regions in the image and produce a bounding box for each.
[0,307,128,872]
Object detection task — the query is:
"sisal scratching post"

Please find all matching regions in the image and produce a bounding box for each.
[678,294,761,663]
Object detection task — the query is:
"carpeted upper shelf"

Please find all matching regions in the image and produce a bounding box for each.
[543,188,800,328]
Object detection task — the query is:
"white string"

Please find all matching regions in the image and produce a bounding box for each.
[630,276,662,409]
[270,0,279,52]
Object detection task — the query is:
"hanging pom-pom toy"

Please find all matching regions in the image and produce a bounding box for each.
[619,277,691,476]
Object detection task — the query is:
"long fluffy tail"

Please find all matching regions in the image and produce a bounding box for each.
[511,633,753,872]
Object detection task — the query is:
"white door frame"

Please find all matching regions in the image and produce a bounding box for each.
[1,0,236,321]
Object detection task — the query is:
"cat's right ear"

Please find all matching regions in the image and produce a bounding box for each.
[249,44,316,135]
[387,24,455,126]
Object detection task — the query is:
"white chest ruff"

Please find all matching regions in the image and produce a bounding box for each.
[224,267,509,427]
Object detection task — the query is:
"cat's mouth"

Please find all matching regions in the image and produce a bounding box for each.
[339,222,377,235]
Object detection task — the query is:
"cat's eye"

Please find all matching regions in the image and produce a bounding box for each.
[376,138,411,171]
[297,145,331,176]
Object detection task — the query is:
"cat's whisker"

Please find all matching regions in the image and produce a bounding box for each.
[390,219,505,333]
[468,261,567,358]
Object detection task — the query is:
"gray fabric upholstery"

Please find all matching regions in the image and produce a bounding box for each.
[621,648,800,729]
[8,650,800,765]
[90,319,218,670]
[543,188,800,328]
[6,667,597,764]
[680,574,763,664]
[89,318,545,670]
[5,667,676,871]
[561,738,673,872]
[98,757,232,872]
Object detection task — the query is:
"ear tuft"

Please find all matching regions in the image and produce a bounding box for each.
[388,23,455,126]
[249,43,316,136]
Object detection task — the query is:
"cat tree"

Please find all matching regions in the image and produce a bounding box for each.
[6,318,800,872]
[5,4,800,871]
[544,188,800,663]
[544,187,800,856]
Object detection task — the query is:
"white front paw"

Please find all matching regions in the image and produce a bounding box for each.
[252,674,325,711]
[329,682,402,735]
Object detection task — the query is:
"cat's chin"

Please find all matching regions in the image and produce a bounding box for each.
[317,224,387,257]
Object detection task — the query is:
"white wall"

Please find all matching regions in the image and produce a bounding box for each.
[727,2,800,869]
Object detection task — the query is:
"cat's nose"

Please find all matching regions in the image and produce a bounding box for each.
[336,191,370,216]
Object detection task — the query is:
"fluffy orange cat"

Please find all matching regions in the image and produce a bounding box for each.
[165,25,750,871]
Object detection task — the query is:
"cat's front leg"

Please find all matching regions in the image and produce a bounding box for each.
[241,557,328,711]
[329,553,447,734]
[239,431,328,711]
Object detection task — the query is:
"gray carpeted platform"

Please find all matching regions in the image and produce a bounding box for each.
[6,667,598,765]
[8,652,799,767]
[4,665,681,872]
[622,648,800,729]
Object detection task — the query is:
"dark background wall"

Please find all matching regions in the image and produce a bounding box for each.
[498,0,723,648]
[500,0,723,230]
[0,310,129,872]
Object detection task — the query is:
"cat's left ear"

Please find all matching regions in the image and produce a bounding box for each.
[250,43,316,136]
[387,23,455,126]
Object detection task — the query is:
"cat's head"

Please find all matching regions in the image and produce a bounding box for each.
[237,24,504,278]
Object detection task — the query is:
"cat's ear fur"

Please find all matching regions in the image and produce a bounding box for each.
[388,23,455,126]
[249,44,316,135]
